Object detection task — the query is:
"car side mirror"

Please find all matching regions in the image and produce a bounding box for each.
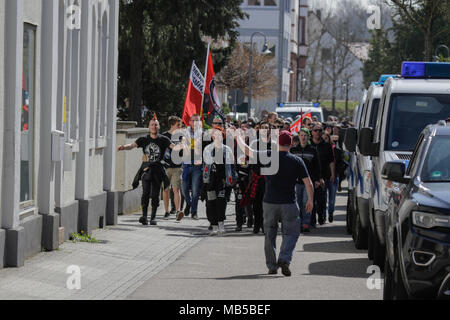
[358,127,379,156]
[344,128,357,152]
[382,161,410,184]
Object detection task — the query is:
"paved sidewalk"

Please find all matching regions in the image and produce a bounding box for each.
[0,184,382,300]
[0,206,215,300]
[128,187,383,300]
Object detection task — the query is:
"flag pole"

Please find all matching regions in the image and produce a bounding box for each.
[200,43,210,125]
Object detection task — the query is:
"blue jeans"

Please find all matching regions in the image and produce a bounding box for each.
[263,202,301,269]
[181,165,203,214]
[295,184,310,227]
[325,178,339,216]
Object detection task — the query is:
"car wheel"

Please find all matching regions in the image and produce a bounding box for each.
[383,255,394,300]
[353,209,368,249]
[368,222,374,260]
[346,194,353,235]
[373,228,385,271]
[392,247,408,300]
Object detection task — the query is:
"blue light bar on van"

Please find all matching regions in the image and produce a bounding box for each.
[401,62,426,78]
[401,61,450,78]
[425,62,450,78]
[370,81,380,86]
[378,74,396,85]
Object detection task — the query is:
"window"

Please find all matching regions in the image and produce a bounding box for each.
[264,0,277,5]
[298,17,305,45]
[21,24,36,203]
[248,0,262,5]
[386,94,450,151]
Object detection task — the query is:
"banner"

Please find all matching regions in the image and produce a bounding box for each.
[182,61,205,126]
[203,48,225,125]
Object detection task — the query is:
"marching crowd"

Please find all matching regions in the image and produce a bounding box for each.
[118,111,351,276]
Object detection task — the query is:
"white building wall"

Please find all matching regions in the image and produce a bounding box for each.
[88,150,105,196]
[0,0,5,221]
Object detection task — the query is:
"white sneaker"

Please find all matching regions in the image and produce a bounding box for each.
[209,225,219,236]
[218,221,226,235]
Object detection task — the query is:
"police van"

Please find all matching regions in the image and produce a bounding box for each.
[276,102,324,123]
[344,90,367,235]
[358,62,450,269]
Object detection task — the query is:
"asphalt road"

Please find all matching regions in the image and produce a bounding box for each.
[128,184,383,300]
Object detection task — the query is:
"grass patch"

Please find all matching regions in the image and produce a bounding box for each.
[319,100,359,118]
[71,231,99,243]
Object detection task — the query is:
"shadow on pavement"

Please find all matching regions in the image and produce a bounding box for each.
[301,240,361,254]
[213,274,285,280]
[306,225,350,237]
[306,258,373,278]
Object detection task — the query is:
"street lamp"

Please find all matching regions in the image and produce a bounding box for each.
[342,79,354,116]
[248,31,271,118]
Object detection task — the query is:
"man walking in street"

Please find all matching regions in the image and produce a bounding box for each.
[118,117,184,226]
[236,130,314,277]
[162,116,184,221]
[181,114,206,220]
[291,128,322,232]
[310,123,335,226]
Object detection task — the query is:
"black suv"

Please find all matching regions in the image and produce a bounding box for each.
[382,121,450,300]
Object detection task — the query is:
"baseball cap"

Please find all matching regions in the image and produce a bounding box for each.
[279,130,293,146]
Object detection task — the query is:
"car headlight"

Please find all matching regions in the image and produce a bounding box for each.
[412,211,450,229]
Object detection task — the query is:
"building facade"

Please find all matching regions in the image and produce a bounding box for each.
[0,0,119,268]
[237,0,308,116]
[289,0,309,102]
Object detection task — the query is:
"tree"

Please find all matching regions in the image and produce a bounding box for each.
[364,1,450,84]
[118,0,247,127]
[216,43,277,100]
[388,0,450,61]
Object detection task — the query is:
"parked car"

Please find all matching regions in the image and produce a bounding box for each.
[359,62,450,270]
[383,121,450,299]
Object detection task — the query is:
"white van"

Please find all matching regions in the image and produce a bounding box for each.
[276,102,324,122]
[344,90,367,235]
[358,62,450,269]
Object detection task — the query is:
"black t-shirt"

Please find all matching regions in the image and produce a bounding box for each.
[161,131,181,168]
[311,140,334,180]
[135,134,172,164]
[291,144,322,184]
[249,139,271,176]
[262,151,309,204]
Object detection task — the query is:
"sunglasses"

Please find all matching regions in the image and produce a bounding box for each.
[313,129,323,132]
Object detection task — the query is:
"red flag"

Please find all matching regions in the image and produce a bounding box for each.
[182,62,205,126]
[290,117,302,133]
[203,48,224,125]
[290,110,312,133]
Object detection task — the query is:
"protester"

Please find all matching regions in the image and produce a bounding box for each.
[118,117,184,226]
[322,132,339,223]
[242,122,272,234]
[310,123,335,226]
[203,125,237,236]
[161,116,184,221]
[267,112,278,125]
[291,129,322,232]
[236,130,314,277]
[181,114,206,220]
